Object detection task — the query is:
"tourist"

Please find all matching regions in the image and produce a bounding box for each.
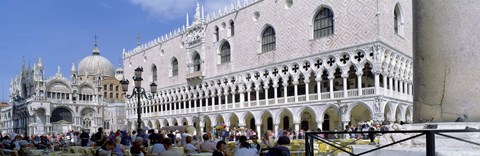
[18,140,34,156]
[159,138,182,156]
[80,130,90,147]
[199,134,216,152]
[130,137,147,156]
[149,134,166,155]
[250,135,261,152]
[95,127,104,146]
[131,130,137,144]
[261,133,273,149]
[184,136,197,154]
[96,140,116,156]
[234,141,256,156]
[267,136,291,156]
[212,141,230,156]
[112,136,127,156]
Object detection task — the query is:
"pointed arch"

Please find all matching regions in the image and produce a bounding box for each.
[313,6,334,38]
[151,64,158,82]
[261,25,276,52]
[171,57,179,76]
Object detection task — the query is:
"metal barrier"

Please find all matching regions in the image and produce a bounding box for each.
[305,129,480,156]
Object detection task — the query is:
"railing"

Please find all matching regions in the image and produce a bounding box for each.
[309,94,318,100]
[305,129,480,156]
[321,92,330,99]
[347,89,358,97]
[362,87,375,95]
[298,95,307,101]
[333,91,344,98]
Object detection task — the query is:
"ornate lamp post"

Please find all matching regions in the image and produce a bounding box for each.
[120,67,157,131]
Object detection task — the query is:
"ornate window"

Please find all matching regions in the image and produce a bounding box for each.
[314,8,334,38]
[220,42,231,63]
[262,26,276,52]
[83,118,91,128]
[193,53,201,72]
[109,84,113,91]
[172,58,178,76]
[152,64,157,82]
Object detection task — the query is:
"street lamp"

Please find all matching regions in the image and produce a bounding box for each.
[120,66,157,132]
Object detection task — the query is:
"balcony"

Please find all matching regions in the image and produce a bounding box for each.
[186,71,204,80]
[127,87,413,118]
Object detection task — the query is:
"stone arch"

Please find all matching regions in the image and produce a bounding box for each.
[216,114,225,126]
[181,117,188,126]
[51,107,74,123]
[147,120,154,129]
[244,111,256,130]
[276,108,294,131]
[163,118,169,127]
[382,101,395,122]
[348,102,373,126]
[155,119,161,129]
[298,106,317,131]
[260,109,274,133]
[406,106,413,123]
[395,105,404,123]
[229,113,239,130]
[318,104,341,131]
[203,115,212,133]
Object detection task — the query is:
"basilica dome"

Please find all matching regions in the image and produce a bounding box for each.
[78,46,115,77]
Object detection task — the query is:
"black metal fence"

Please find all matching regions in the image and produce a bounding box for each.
[305,129,480,156]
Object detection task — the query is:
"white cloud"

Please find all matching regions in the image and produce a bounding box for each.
[129,0,236,21]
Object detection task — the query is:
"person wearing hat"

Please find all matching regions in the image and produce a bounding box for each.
[18,140,34,156]
[267,136,291,156]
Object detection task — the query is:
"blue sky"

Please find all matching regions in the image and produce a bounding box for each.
[0,0,236,102]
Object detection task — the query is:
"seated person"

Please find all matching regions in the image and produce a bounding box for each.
[149,135,166,155]
[183,136,197,154]
[199,134,216,152]
[212,141,230,156]
[159,138,181,156]
[130,138,147,156]
[234,142,256,156]
[267,136,290,156]
[96,140,116,156]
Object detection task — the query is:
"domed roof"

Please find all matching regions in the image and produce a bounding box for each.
[78,46,115,77]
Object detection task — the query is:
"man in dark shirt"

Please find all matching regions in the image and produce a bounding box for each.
[80,130,90,147]
[94,127,104,146]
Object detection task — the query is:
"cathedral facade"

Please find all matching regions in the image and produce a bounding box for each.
[0,45,126,135]
[122,0,413,138]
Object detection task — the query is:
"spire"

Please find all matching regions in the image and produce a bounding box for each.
[193,1,201,24]
[37,57,43,67]
[71,62,76,71]
[92,34,100,55]
[137,33,141,47]
[186,13,189,27]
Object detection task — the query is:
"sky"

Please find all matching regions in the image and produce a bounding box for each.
[0,0,236,102]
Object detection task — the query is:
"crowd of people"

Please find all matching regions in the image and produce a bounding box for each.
[0,121,399,156]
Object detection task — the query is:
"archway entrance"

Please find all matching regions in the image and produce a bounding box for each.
[51,108,73,133]
[300,108,316,131]
[322,106,341,131]
[350,104,372,127]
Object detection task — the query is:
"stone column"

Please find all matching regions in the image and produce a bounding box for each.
[273,84,279,104]
[342,75,348,98]
[264,83,269,105]
[274,124,279,139]
[317,121,323,131]
[316,77,322,100]
[293,80,299,102]
[255,84,260,106]
[256,124,262,139]
[283,81,288,104]
[294,122,300,139]
[329,77,334,99]
[304,78,310,101]
[374,73,380,94]
[247,87,252,107]
[413,0,480,122]
[239,88,245,108]
[357,72,363,96]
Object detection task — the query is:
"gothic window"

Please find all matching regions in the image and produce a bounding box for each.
[262,26,276,52]
[220,41,231,63]
[314,8,334,38]
[83,118,91,128]
[172,58,179,76]
[193,53,201,72]
[230,20,235,37]
[394,4,402,35]
[109,84,113,91]
[214,26,219,42]
[152,64,158,82]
